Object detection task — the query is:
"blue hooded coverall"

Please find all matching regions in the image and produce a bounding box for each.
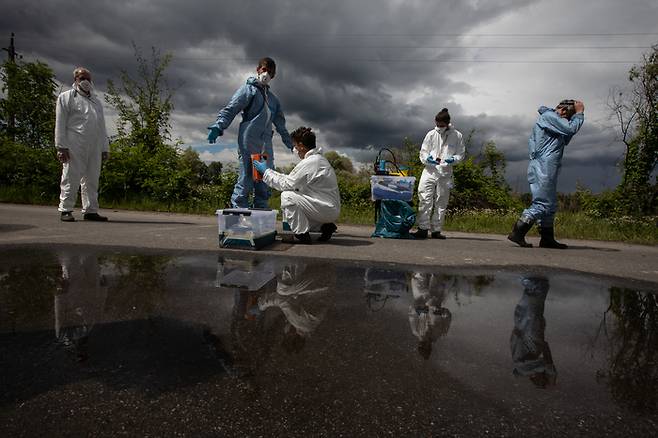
[210,77,293,208]
[510,276,556,383]
[522,106,584,227]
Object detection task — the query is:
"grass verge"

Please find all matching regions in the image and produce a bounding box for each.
[2,188,656,245]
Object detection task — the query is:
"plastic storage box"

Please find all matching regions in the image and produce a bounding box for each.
[216,208,278,250]
[370,176,416,201]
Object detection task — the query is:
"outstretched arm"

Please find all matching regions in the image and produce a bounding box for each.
[209,84,252,132]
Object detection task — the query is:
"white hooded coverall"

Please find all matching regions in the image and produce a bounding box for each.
[262,147,341,234]
[417,125,464,232]
[55,85,110,213]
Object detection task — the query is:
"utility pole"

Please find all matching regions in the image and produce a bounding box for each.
[2,32,17,62]
[2,33,19,138]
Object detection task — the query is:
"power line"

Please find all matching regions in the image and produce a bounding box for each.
[265,32,658,37]
[173,57,639,64]
[180,45,653,49]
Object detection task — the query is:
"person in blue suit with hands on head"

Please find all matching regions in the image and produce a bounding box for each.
[508,99,585,249]
[207,57,293,208]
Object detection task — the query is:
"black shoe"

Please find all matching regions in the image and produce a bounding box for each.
[294,232,312,244]
[538,227,568,249]
[83,213,108,222]
[60,212,75,222]
[317,223,337,242]
[507,220,533,248]
[431,231,446,239]
[411,228,428,239]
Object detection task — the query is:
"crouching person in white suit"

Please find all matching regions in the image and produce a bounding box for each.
[253,127,341,244]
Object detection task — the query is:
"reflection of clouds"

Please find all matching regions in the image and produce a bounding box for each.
[510,276,556,388]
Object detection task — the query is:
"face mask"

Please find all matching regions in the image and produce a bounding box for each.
[437,126,447,133]
[258,71,272,85]
[78,79,92,93]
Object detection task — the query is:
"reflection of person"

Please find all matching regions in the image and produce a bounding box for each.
[207,57,293,209]
[254,127,340,244]
[55,67,110,222]
[510,276,556,388]
[412,108,465,240]
[508,100,585,249]
[258,263,333,353]
[54,253,108,361]
[408,271,452,360]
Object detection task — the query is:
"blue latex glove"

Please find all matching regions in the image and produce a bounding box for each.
[444,156,455,164]
[253,159,268,174]
[207,127,223,143]
[426,155,440,165]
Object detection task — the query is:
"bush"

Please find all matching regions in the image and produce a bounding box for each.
[0,137,60,201]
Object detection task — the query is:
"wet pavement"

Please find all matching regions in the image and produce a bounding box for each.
[2,203,658,283]
[1,245,657,436]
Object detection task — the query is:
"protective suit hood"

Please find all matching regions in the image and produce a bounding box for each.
[246,76,268,91]
[434,123,454,133]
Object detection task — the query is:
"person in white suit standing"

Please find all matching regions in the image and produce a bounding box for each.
[412,108,465,239]
[55,67,110,222]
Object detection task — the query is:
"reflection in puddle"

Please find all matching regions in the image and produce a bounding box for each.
[511,276,556,388]
[595,286,658,413]
[0,247,657,435]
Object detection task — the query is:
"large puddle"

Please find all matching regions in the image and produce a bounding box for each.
[1,246,657,436]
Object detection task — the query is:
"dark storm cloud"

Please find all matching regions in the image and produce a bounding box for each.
[1,0,535,111]
[1,0,651,192]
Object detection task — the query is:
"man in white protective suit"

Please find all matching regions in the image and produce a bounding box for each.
[253,126,341,244]
[412,108,465,239]
[55,67,110,222]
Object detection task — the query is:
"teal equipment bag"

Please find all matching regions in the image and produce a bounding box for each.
[371,200,416,239]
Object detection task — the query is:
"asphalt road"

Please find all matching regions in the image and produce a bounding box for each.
[1,203,657,284]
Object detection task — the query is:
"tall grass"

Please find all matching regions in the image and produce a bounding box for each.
[444,209,658,245]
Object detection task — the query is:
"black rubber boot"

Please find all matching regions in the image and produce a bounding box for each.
[83,213,108,222]
[431,231,446,240]
[507,220,533,248]
[318,223,337,242]
[411,228,428,239]
[60,212,75,222]
[293,232,312,244]
[539,227,568,249]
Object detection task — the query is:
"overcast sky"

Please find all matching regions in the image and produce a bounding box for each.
[2,0,657,192]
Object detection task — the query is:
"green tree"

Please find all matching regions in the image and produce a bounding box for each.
[0,59,57,147]
[609,44,658,215]
[207,161,223,183]
[105,44,174,151]
[179,147,209,186]
[480,140,506,187]
[325,150,355,173]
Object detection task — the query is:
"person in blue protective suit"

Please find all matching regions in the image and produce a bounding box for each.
[508,99,585,249]
[207,57,293,208]
[510,276,556,388]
